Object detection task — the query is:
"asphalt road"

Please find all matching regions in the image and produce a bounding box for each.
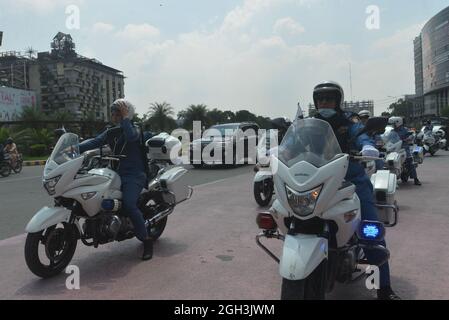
[0,152,449,299]
[0,164,254,240]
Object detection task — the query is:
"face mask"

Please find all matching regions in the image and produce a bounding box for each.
[318,109,337,119]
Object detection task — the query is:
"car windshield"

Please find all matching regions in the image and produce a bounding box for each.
[208,124,240,137]
[50,133,81,165]
[278,118,343,168]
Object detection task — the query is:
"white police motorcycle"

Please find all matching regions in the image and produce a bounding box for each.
[24,132,192,278]
[256,117,394,300]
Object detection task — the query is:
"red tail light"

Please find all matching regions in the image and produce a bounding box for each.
[256,212,277,230]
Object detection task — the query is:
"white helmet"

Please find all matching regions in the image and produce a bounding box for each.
[111,99,135,120]
[358,110,371,118]
[388,116,403,128]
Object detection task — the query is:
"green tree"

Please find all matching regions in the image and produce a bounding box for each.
[255,116,272,129]
[12,128,54,155]
[207,108,226,125]
[180,104,210,130]
[388,99,412,122]
[146,102,177,133]
[234,110,258,123]
[18,106,47,129]
[0,127,10,144]
[222,111,236,123]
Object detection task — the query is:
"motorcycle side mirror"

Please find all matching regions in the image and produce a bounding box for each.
[357,117,389,137]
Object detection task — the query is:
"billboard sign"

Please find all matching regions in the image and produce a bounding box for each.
[0,86,37,122]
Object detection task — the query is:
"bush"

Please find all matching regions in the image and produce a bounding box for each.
[29,144,48,157]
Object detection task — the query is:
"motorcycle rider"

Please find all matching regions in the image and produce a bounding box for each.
[358,110,371,126]
[389,117,422,186]
[4,138,19,168]
[78,99,154,261]
[312,81,401,300]
[423,120,433,133]
[358,110,385,170]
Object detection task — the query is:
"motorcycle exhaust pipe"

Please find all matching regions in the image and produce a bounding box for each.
[147,206,174,226]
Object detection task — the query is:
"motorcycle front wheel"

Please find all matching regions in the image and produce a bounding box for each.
[281,261,327,300]
[24,223,78,279]
[13,160,23,174]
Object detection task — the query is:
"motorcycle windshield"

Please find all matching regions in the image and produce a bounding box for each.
[277,118,342,168]
[50,133,81,165]
[382,130,401,144]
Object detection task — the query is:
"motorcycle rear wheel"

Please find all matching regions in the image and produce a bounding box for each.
[139,191,169,241]
[253,180,273,207]
[0,163,11,177]
[24,223,78,279]
[281,261,327,300]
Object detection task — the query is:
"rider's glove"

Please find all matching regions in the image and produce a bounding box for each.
[361,145,379,158]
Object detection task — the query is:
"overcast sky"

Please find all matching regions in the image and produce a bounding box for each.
[1,0,448,118]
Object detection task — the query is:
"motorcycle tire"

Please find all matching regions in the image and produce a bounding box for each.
[25,223,78,279]
[13,161,23,174]
[401,172,409,183]
[281,261,327,300]
[139,191,168,241]
[0,163,11,177]
[254,180,273,207]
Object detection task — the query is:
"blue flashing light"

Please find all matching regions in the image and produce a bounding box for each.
[101,199,115,211]
[363,224,380,239]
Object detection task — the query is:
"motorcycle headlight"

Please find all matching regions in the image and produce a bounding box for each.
[285,185,322,217]
[43,175,61,195]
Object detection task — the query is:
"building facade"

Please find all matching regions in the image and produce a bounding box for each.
[307,101,374,117]
[0,86,37,122]
[0,51,33,90]
[414,6,449,118]
[343,100,375,116]
[0,32,125,121]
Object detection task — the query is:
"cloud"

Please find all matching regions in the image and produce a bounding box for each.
[5,0,84,14]
[372,23,424,51]
[115,23,160,42]
[92,22,115,34]
[273,17,305,36]
[86,0,418,118]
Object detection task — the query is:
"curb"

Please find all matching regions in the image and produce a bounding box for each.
[23,160,46,167]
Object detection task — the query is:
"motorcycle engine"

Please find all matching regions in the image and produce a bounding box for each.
[84,214,123,244]
[101,215,122,240]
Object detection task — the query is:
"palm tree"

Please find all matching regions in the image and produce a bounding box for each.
[147,102,176,133]
[181,104,210,130]
[0,127,10,144]
[207,108,226,125]
[12,128,54,155]
[51,109,74,122]
[18,106,47,129]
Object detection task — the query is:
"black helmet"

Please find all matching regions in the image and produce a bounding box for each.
[5,137,13,145]
[313,81,345,111]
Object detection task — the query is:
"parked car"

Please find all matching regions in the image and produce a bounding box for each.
[189,122,259,168]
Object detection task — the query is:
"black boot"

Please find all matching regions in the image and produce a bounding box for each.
[414,178,422,186]
[377,287,401,300]
[142,238,153,261]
